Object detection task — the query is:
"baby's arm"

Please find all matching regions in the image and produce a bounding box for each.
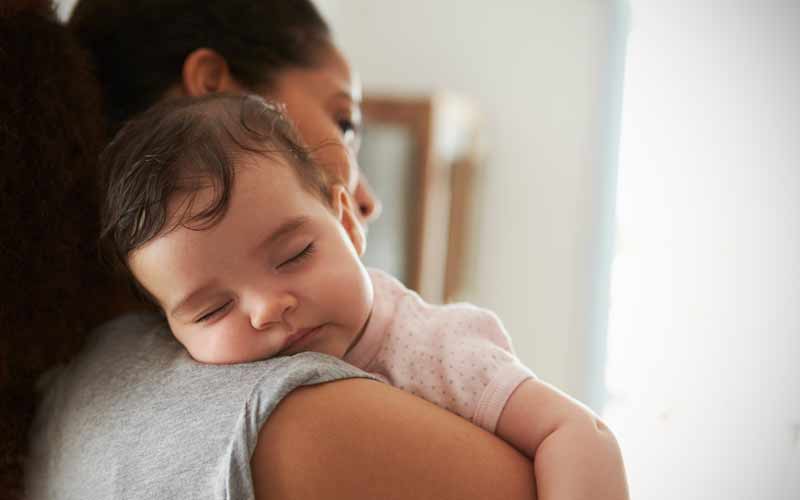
[495,379,629,500]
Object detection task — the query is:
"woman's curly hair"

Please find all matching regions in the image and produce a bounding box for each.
[0,1,134,496]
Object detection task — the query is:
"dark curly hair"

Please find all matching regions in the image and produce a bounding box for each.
[0,1,134,497]
[69,0,332,131]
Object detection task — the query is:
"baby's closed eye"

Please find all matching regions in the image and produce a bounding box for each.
[195,301,233,323]
[276,242,315,270]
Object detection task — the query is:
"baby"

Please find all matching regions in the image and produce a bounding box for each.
[100,94,628,500]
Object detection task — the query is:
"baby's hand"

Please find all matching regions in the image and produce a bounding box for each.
[496,379,629,500]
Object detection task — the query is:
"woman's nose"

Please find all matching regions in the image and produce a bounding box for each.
[355,176,382,223]
[250,292,297,331]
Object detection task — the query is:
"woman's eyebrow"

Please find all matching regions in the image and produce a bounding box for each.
[335,90,355,101]
[329,90,359,106]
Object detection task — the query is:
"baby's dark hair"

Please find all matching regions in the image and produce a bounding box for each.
[99,93,331,301]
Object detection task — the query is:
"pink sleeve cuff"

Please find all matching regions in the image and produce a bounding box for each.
[473,362,535,434]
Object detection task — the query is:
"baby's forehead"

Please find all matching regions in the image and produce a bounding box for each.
[166,151,321,226]
[166,149,288,209]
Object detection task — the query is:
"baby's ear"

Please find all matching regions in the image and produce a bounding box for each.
[331,184,366,256]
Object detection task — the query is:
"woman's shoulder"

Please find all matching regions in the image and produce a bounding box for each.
[72,311,370,387]
[27,312,377,500]
[38,309,375,412]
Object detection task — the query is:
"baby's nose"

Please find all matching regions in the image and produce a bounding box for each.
[250,292,297,331]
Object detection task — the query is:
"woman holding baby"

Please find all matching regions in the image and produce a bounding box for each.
[12,0,627,498]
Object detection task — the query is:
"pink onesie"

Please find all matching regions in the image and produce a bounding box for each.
[343,268,535,433]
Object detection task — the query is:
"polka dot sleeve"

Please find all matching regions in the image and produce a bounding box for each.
[355,269,535,435]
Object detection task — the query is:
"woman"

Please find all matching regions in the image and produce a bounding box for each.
[24,1,538,498]
[0,1,134,497]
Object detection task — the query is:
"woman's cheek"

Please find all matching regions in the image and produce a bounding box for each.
[343,153,360,193]
[317,136,357,189]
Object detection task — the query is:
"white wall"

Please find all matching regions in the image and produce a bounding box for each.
[318,0,624,405]
[605,1,800,498]
[324,4,800,496]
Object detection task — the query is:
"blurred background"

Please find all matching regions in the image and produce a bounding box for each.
[322,1,800,498]
[55,0,800,498]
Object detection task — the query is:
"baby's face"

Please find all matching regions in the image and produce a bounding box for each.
[128,154,373,364]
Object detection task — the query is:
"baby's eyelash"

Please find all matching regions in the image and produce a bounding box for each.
[195,301,231,323]
[278,242,315,269]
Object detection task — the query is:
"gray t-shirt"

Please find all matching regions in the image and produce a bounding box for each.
[26,312,379,499]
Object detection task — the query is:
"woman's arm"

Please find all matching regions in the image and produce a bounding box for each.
[252,378,537,500]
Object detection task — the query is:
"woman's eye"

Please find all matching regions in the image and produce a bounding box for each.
[277,242,315,269]
[195,301,231,324]
[337,117,361,146]
[337,118,356,135]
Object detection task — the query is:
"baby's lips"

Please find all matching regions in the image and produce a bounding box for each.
[281,324,326,353]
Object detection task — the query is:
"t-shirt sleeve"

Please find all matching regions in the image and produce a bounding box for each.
[26,313,382,500]
[221,352,381,499]
[216,352,378,499]
[419,304,535,434]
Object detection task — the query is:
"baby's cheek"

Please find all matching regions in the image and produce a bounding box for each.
[187,336,227,364]
[331,264,372,317]
[170,327,207,361]
[193,327,248,364]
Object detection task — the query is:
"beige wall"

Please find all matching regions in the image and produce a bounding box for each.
[318,0,623,404]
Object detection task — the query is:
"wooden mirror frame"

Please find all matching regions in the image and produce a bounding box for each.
[361,94,481,303]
